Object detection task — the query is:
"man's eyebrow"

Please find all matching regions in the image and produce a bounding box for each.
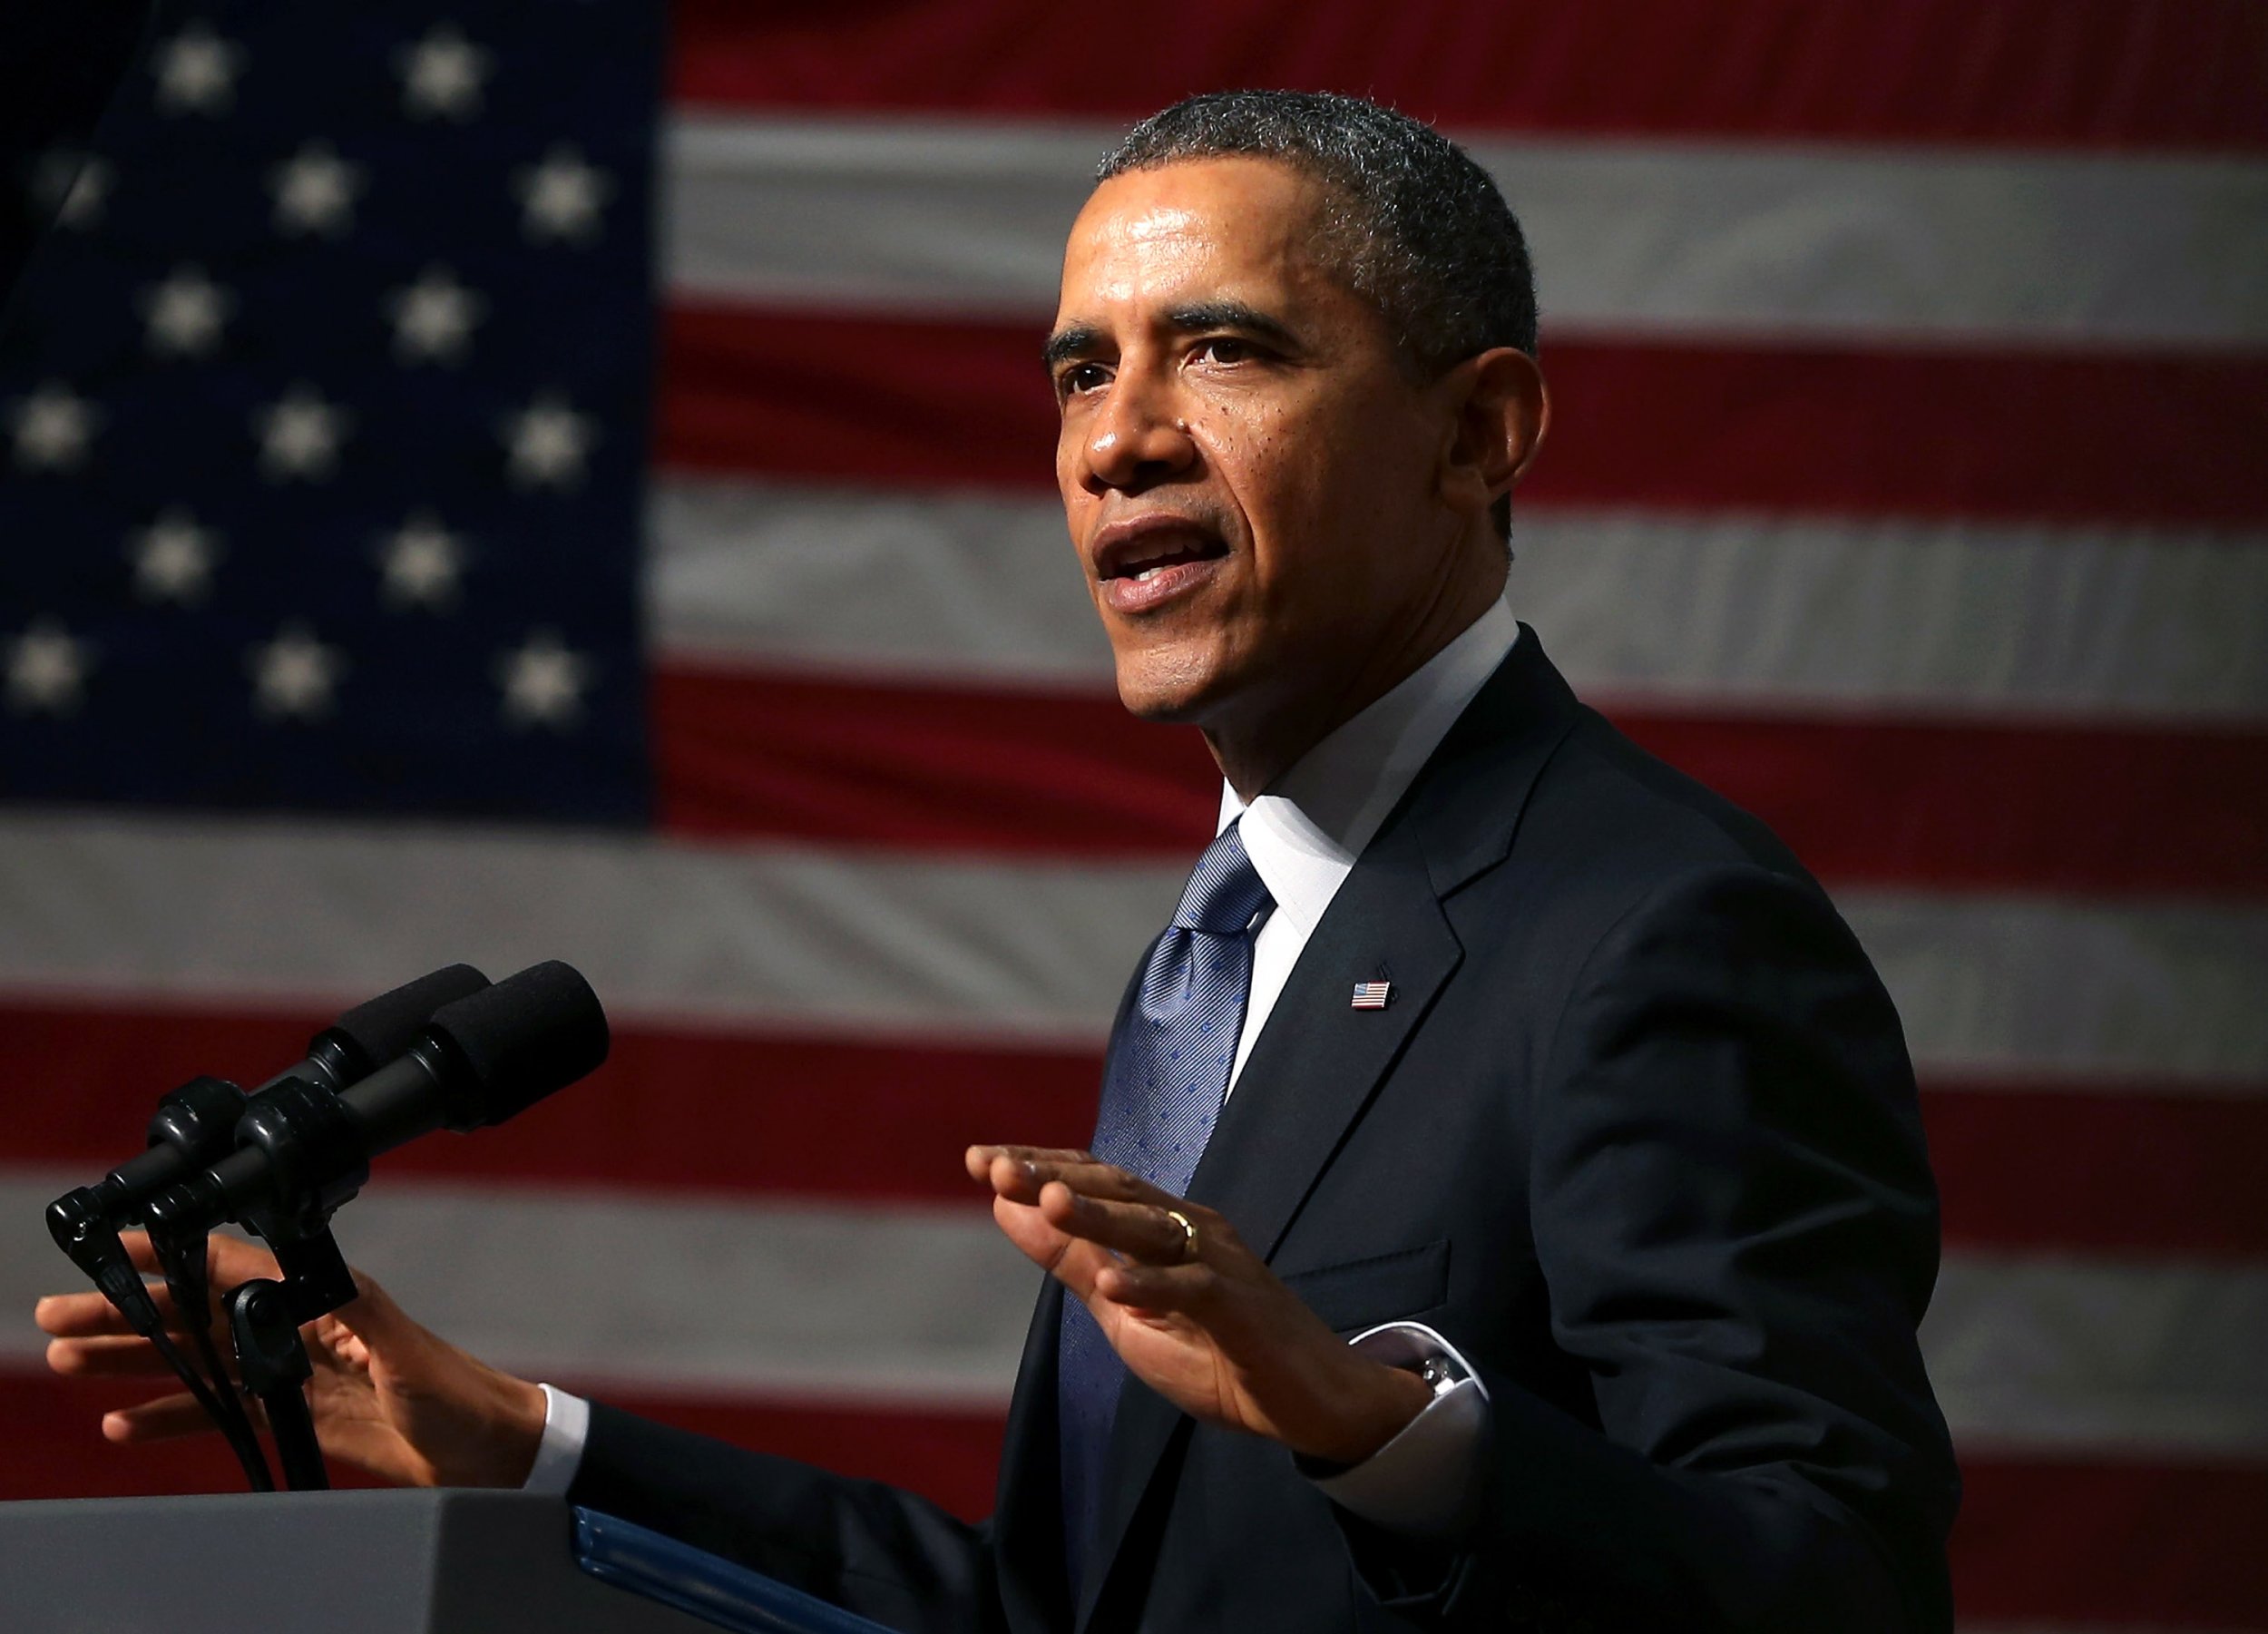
[1164,301,1302,351]
[1041,324,1102,373]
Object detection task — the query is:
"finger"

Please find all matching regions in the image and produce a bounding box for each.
[36,1289,135,1338]
[967,1144,1095,1189]
[991,1189,1073,1268]
[989,1192,1123,1296]
[971,1144,1095,1164]
[983,1152,1168,1209]
[46,1334,181,1381]
[119,1228,280,1291]
[101,1392,234,1443]
[34,1283,188,1338]
[1041,1186,1206,1265]
[201,1230,281,1287]
[308,1267,415,1357]
[1090,1257,1222,1316]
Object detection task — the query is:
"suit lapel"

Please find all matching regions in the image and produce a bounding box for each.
[1070,630,1586,1628]
[1075,825,1461,1630]
[1193,840,1461,1259]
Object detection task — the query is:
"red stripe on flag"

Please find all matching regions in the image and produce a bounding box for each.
[670,0,2268,153]
[0,1001,1101,1206]
[1952,1454,2268,1627]
[650,660,2268,897]
[12,1001,2267,1256]
[0,1374,346,1502]
[658,305,1056,494]
[1923,1083,2268,1259]
[0,1370,1004,1521]
[1540,341,2268,529]
[658,304,2268,528]
[652,664,1216,858]
[1601,705,2268,898]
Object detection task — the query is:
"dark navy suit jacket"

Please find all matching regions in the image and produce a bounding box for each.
[568,630,1960,1631]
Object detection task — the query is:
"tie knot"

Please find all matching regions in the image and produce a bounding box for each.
[1172,820,1272,934]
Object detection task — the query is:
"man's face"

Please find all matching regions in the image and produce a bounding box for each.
[1049,158,1468,738]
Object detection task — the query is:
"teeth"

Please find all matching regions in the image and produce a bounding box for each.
[1138,565,1167,582]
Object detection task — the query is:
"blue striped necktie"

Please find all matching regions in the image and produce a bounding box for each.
[1056,818,1273,1590]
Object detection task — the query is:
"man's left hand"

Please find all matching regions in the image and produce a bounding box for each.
[967,1145,1433,1465]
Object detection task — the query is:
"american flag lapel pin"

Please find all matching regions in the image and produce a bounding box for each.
[1350,979,1393,1010]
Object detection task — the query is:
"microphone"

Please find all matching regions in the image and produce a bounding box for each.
[45,964,492,1326]
[159,960,608,1238]
[256,962,494,1096]
[88,964,494,1220]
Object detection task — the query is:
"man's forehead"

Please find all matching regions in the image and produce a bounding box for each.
[1056,156,1335,318]
[1070,155,1325,248]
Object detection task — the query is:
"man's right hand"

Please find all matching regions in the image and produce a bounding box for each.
[35,1230,546,1489]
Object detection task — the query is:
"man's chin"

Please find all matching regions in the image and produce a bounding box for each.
[1114,682,1212,726]
[1110,650,1236,726]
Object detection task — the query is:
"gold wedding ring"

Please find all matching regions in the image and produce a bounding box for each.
[1164,1208,1200,1262]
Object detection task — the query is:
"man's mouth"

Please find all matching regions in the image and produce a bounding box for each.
[1110,536,1226,582]
[1092,520,1230,613]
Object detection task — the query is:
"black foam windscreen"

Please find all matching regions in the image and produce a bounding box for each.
[318,964,490,1081]
[425,961,609,1130]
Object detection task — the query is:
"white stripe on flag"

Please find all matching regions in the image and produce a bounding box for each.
[664,115,2268,346]
[7,1171,2260,1454]
[0,1172,1031,1404]
[649,477,2268,720]
[1842,892,2268,1088]
[0,813,2261,1082]
[0,810,1175,1044]
[1924,1255,2268,1457]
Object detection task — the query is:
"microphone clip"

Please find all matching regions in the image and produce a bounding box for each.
[44,1185,161,1335]
[230,1073,374,1240]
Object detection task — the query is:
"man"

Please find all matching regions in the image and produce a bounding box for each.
[40,93,1960,1629]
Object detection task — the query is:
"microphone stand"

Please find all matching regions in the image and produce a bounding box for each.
[224,1222,359,1492]
[148,1072,372,1493]
[100,963,608,1494]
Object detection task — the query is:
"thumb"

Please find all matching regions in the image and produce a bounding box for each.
[200,1231,282,1289]
[321,1269,437,1362]
[992,1196,1110,1300]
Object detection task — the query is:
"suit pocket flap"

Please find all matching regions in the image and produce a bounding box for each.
[1278,1238,1450,1335]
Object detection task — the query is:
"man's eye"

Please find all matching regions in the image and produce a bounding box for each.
[1061,362,1110,396]
[1197,338,1253,365]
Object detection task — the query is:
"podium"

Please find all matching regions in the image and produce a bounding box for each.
[0,1489,871,1633]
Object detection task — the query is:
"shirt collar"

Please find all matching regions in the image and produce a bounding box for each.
[1220,596,1520,938]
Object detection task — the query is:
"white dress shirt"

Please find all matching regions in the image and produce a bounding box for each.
[530,595,1521,1543]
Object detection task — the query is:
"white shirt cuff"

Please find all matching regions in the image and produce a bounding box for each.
[1306,1321,1489,1540]
[523,1383,591,1496]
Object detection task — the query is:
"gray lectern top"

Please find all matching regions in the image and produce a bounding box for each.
[0,1489,714,1634]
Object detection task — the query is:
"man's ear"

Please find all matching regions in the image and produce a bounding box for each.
[1436,347,1549,520]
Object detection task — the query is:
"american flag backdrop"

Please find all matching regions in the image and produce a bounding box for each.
[3,2,2265,1628]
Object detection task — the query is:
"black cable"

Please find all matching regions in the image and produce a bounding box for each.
[260,1379,328,1492]
[164,1234,275,1490]
[189,1310,275,1492]
[139,1322,274,1492]
[226,1279,328,1491]
[146,1224,275,1492]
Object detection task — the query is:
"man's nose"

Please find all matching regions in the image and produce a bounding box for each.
[1080,368,1196,494]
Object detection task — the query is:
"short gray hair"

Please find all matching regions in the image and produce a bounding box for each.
[1098,92,1536,542]
[1098,91,1538,375]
